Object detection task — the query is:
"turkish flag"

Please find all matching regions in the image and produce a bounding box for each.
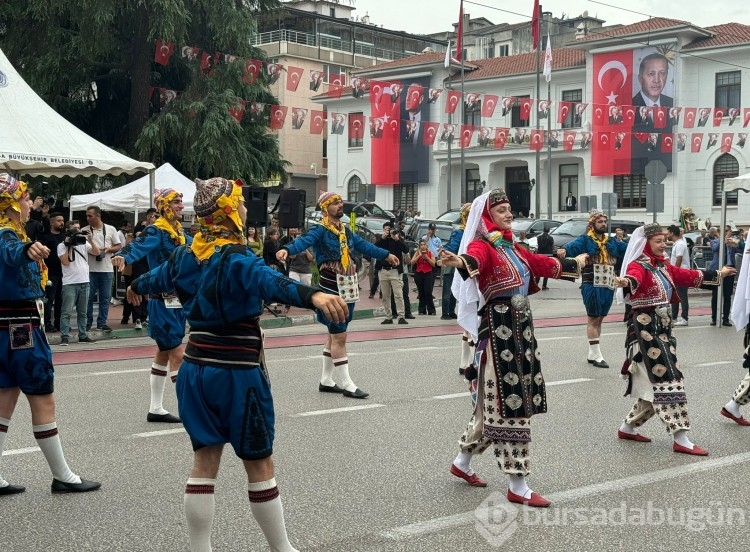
[228,100,246,123]
[349,114,365,141]
[327,74,345,98]
[691,133,704,153]
[494,127,508,149]
[269,105,288,130]
[683,108,697,129]
[563,131,577,151]
[661,133,673,153]
[309,111,325,134]
[558,101,571,124]
[370,80,386,106]
[529,130,544,151]
[721,133,733,153]
[243,59,262,84]
[482,94,499,117]
[633,132,649,144]
[154,40,175,66]
[286,66,304,91]
[459,125,475,148]
[445,90,461,114]
[371,84,401,185]
[422,122,439,146]
[653,107,667,129]
[623,105,637,125]
[200,52,212,72]
[744,108,750,128]
[406,84,424,111]
[519,98,532,121]
[713,108,725,127]
[591,49,633,176]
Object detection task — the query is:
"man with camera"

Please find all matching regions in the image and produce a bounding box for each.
[82,206,121,332]
[58,221,99,345]
[374,221,409,325]
[40,213,66,332]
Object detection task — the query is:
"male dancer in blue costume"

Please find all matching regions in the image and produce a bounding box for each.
[128,176,347,551]
[277,191,399,399]
[113,188,191,423]
[559,209,627,368]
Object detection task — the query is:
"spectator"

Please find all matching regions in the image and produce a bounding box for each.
[411,239,436,315]
[535,224,555,290]
[374,222,409,325]
[82,206,121,332]
[40,212,66,332]
[119,233,142,326]
[709,226,737,326]
[698,228,711,246]
[117,221,132,246]
[246,226,263,256]
[284,228,314,285]
[128,208,156,327]
[667,225,690,326]
[517,230,530,249]
[58,220,99,345]
[263,227,284,272]
[188,223,200,237]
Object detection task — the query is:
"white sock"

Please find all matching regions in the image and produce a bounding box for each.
[184,478,216,552]
[460,334,471,370]
[619,422,638,435]
[453,451,475,476]
[724,399,741,417]
[320,348,335,387]
[508,474,532,499]
[150,363,169,415]
[248,478,298,552]
[588,341,603,361]
[333,357,357,393]
[673,429,694,449]
[33,422,80,484]
[0,417,10,487]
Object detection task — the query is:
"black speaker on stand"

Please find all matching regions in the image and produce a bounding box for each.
[243,187,269,227]
[277,188,306,229]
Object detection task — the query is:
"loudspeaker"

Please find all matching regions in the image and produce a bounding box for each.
[243,187,268,227]
[278,188,306,229]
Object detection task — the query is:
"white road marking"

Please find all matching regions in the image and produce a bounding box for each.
[536,336,574,341]
[695,361,734,367]
[293,404,386,417]
[131,428,186,438]
[381,451,750,540]
[3,446,41,456]
[546,377,594,386]
[421,378,592,402]
[90,368,149,376]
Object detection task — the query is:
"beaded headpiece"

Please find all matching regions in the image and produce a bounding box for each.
[487,189,509,208]
[0,173,29,214]
[193,177,244,230]
[643,223,664,238]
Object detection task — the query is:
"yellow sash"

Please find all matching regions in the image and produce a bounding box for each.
[320,217,350,270]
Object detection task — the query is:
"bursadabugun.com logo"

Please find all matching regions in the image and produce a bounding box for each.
[475,493,746,548]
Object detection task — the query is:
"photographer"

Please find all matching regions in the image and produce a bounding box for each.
[410,239,437,316]
[57,220,99,345]
[82,206,121,332]
[374,221,409,324]
[25,195,54,241]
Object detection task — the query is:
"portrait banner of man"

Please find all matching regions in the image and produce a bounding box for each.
[706,133,718,149]
[369,117,384,139]
[614,132,626,150]
[608,105,623,125]
[697,108,710,127]
[538,100,550,120]
[494,127,509,149]
[669,106,681,127]
[676,133,687,152]
[291,108,308,130]
[426,88,443,104]
[547,130,559,148]
[728,108,740,126]
[389,83,403,103]
[737,133,747,149]
[310,110,326,134]
[330,113,346,135]
[158,88,177,107]
[482,94,499,117]
[477,126,493,147]
[465,93,481,113]
[249,102,266,123]
[223,54,238,64]
[501,96,515,116]
[513,128,527,145]
[440,124,456,143]
[266,63,282,85]
[309,70,323,92]
[351,77,367,98]
[286,66,304,92]
[181,46,200,61]
[580,131,592,149]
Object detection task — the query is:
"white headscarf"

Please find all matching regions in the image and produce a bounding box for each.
[616,225,646,305]
[451,191,493,342]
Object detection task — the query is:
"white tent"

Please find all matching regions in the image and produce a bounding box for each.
[69,163,195,214]
[0,47,153,177]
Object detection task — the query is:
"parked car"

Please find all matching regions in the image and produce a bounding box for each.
[303,206,350,232]
[527,218,644,252]
[402,219,455,258]
[436,208,462,226]
[342,201,394,221]
[511,218,562,239]
[356,217,389,234]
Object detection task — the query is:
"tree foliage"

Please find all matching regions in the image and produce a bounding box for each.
[0,0,287,193]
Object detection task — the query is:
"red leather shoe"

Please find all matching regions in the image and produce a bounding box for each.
[450,464,487,487]
[617,430,652,442]
[673,442,709,456]
[507,490,551,508]
[720,407,750,426]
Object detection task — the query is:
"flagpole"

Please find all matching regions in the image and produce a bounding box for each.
[534,4,542,219]
[460,53,465,204]
[546,76,552,220]
[445,41,453,213]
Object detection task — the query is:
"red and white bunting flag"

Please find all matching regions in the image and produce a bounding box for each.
[349,114,365,140]
[691,133,704,153]
[519,98,532,121]
[459,125,475,148]
[286,66,304,92]
[228,100,246,123]
[563,131,577,151]
[310,110,326,134]
[557,101,571,124]
[154,40,175,66]
[200,52,212,72]
[661,133,674,154]
[683,108,697,129]
[445,90,462,114]
[744,108,750,128]
[482,94,499,117]
[269,105,288,130]
[653,107,667,129]
[623,105,637,125]
[422,122,440,146]
[596,132,610,152]
[243,59,262,84]
[529,130,544,151]
[721,133,733,153]
[713,108,725,127]
[494,128,508,149]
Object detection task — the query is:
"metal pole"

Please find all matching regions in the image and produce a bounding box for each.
[546,75,552,220]
[447,80,453,213]
[718,178,727,324]
[534,5,542,219]
[460,46,465,205]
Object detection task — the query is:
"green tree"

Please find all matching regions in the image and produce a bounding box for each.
[0,0,288,189]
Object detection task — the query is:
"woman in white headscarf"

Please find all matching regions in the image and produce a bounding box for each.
[440,189,586,508]
[614,223,734,455]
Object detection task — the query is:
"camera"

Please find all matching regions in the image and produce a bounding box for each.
[64,229,88,247]
[43,196,56,207]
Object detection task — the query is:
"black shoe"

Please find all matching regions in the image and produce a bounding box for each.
[458,367,466,376]
[319,383,344,394]
[97,324,113,332]
[381,318,393,325]
[342,388,369,399]
[449,313,458,319]
[60,337,69,346]
[120,319,128,324]
[368,294,375,299]
[146,412,182,423]
[542,286,549,290]
[45,325,56,333]
[592,359,609,368]
[405,314,415,319]
[0,483,25,495]
[440,315,452,320]
[51,478,101,494]
[78,336,96,343]
[398,318,408,325]
[85,325,92,332]
[428,312,436,316]
[710,320,717,326]
[723,320,732,327]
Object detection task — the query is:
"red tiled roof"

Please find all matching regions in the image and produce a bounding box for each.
[683,23,750,50]
[458,48,586,81]
[577,17,692,41]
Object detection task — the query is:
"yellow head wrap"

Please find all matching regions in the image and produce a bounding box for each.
[190,177,246,262]
[318,191,342,212]
[0,173,28,215]
[152,188,186,245]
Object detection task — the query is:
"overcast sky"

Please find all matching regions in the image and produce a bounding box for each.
[352,0,750,38]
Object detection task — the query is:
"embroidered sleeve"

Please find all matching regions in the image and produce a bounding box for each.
[558,257,581,279]
[456,254,480,280]
[699,268,720,286]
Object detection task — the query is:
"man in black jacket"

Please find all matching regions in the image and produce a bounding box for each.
[374,221,409,324]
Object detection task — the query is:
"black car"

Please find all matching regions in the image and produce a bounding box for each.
[403,219,455,256]
[342,201,394,221]
[511,218,561,239]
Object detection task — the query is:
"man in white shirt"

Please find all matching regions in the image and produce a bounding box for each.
[82,206,121,331]
[668,225,690,326]
[58,220,100,345]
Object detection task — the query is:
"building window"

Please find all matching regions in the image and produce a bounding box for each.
[713,154,739,206]
[348,112,364,148]
[347,175,362,202]
[322,139,327,159]
[559,164,579,210]
[561,89,582,129]
[715,71,741,111]
[464,168,483,203]
[498,44,509,57]
[484,44,494,58]
[323,64,347,85]
[463,100,481,126]
[329,7,335,17]
[511,96,530,128]
[613,173,647,208]
[392,183,418,212]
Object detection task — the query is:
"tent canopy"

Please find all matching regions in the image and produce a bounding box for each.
[0,47,153,177]
[69,163,195,213]
[724,172,750,193]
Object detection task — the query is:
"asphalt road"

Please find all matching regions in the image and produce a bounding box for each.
[2,284,749,551]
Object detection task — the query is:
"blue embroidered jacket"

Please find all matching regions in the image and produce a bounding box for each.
[0,228,43,300]
[282,223,389,266]
[116,225,193,270]
[130,245,317,331]
[444,229,464,254]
